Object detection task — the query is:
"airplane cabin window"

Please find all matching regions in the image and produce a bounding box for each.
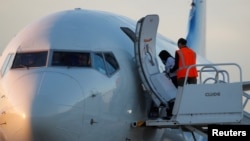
[11,51,48,69]
[51,51,91,67]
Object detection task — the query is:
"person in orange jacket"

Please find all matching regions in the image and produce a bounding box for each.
[164,38,198,118]
[170,38,198,87]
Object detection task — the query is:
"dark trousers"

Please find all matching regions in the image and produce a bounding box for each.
[177,77,197,87]
[170,76,178,88]
[166,98,175,117]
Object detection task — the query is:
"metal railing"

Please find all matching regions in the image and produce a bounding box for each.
[184,63,242,84]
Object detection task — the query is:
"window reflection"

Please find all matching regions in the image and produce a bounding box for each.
[93,52,119,76]
[104,53,119,75]
[93,53,106,75]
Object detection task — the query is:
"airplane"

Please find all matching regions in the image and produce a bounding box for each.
[0,0,249,141]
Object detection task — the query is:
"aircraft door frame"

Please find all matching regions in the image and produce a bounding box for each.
[134,15,176,107]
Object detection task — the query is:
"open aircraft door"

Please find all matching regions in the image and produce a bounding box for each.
[134,15,177,107]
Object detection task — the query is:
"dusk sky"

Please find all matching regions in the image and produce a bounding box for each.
[0,0,249,81]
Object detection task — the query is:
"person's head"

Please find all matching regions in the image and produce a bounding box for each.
[159,50,171,63]
[177,38,187,48]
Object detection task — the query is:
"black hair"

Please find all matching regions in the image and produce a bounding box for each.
[177,38,187,45]
[159,50,172,61]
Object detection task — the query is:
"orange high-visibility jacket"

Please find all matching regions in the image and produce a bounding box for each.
[176,47,198,79]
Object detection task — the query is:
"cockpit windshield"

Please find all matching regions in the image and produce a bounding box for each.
[51,51,91,67]
[9,50,119,77]
[11,51,48,69]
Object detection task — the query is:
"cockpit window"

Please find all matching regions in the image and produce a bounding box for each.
[93,52,106,75]
[1,53,15,75]
[51,51,91,67]
[104,53,119,75]
[11,51,48,69]
[93,52,119,76]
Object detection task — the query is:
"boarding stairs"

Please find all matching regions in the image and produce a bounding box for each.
[132,63,250,139]
[121,14,250,138]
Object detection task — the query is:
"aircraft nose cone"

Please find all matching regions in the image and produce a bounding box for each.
[32,72,84,140]
[9,71,84,140]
